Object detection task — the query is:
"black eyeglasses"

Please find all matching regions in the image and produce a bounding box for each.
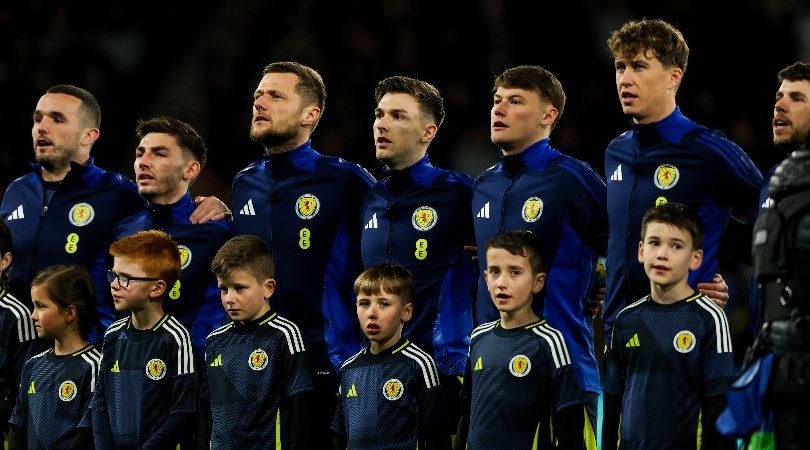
[106,270,159,288]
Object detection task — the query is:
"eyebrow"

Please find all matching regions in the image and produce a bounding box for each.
[33,110,68,121]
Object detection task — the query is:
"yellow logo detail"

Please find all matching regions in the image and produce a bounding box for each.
[346,383,358,398]
[509,355,531,377]
[178,245,192,270]
[295,194,320,219]
[411,206,438,231]
[169,280,181,300]
[414,238,428,260]
[248,349,268,371]
[27,381,36,394]
[58,380,77,401]
[521,197,543,223]
[145,358,167,380]
[64,232,80,254]
[68,203,95,226]
[474,357,483,371]
[655,196,668,206]
[210,354,223,367]
[674,330,696,353]
[111,360,120,373]
[382,378,404,401]
[654,164,680,190]
[299,228,311,250]
[625,334,640,348]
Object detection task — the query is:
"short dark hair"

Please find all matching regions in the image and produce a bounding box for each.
[31,265,98,339]
[136,116,208,168]
[263,61,326,124]
[640,203,705,250]
[354,263,413,304]
[493,65,566,131]
[607,18,689,73]
[486,230,545,274]
[778,61,810,83]
[46,84,102,128]
[211,235,275,283]
[0,221,12,289]
[374,76,445,128]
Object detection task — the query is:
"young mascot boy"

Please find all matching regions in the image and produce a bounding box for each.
[455,230,584,450]
[90,230,197,449]
[203,235,313,449]
[332,263,448,450]
[602,203,735,449]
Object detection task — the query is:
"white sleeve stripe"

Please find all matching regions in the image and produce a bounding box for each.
[273,316,306,351]
[266,319,304,354]
[401,347,440,388]
[403,344,441,383]
[471,320,499,340]
[697,297,732,353]
[81,351,102,393]
[163,318,194,374]
[340,350,364,369]
[534,325,572,367]
[2,296,35,342]
[105,318,128,336]
[206,323,234,340]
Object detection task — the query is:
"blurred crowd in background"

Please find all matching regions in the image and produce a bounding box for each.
[2,0,809,362]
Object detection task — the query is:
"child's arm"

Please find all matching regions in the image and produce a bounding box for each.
[701,395,730,449]
[66,428,93,449]
[7,360,32,450]
[452,361,472,450]
[91,408,115,448]
[553,404,584,449]
[7,424,26,450]
[287,390,314,450]
[600,394,621,450]
[331,386,347,450]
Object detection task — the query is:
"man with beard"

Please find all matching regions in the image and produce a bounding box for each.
[230,61,375,447]
[0,85,229,339]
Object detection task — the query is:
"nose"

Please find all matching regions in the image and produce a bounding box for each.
[375,115,388,132]
[492,102,506,118]
[775,97,788,114]
[254,94,267,112]
[618,69,633,87]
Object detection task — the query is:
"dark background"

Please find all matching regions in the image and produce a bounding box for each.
[2,0,808,356]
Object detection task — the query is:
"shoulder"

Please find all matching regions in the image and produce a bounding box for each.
[324,156,377,185]
[606,130,635,151]
[1,291,32,314]
[471,320,499,341]
[4,172,38,194]
[473,163,502,184]
[206,322,235,342]
[263,313,306,353]
[615,296,649,323]
[690,295,732,352]
[78,346,103,366]
[436,169,474,188]
[104,317,130,338]
[233,159,265,181]
[339,348,365,370]
[399,342,440,388]
[528,322,573,368]
[158,315,193,346]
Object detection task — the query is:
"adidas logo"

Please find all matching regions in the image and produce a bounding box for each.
[762,198,774,209]
[210,354,223,367]
[473,356,483,371]
[239,199,256,216]
[364,213,378,230]
[476,202,490,219]
[27,381,36,394]
[610,164,623,181]
[6,205,24,220]
[111,360,121,373]
[346,383,358,398]
[625,333,640,348]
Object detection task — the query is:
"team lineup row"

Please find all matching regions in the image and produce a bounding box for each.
[1,15,808,450]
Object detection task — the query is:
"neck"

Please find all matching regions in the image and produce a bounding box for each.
[650,281,693,304]
[500,135,548,157]
[145,188,188,206]
[500,306,540,329]
[40,152,91,182]
[130,303,165,330]
[634,101,677,125]
[369,330,402,354]
[241,304,271,325]
[53,332,89,356]
[387,150,426,171]
[264,136,309,155]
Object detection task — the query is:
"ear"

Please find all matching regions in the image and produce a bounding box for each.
[669,67,684,90]
[540,104,558,127]
[182,160,201,182]
[80,127,100,147]
[150,280,168,299]
[689,249,704,271]
[420,123,438,144]
[62,304,77,324]
[402,302,413,323]
[0,251,12,274]
[300,105,321,127]
[263,278,277,300]
[532,272,546,294]
[637,240,645,263]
